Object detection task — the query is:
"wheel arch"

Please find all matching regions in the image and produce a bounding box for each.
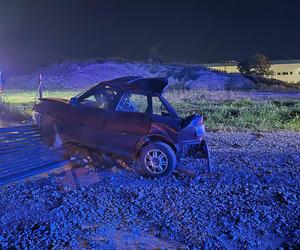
[135,134,177,158]
[40,112,61,128]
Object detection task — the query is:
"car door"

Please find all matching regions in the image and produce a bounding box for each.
[61,88,117,148]
[102,92,151,157]
[151,95,180,131]
[61,101,105,148]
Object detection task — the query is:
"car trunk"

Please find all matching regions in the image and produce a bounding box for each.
[180,114,204,129]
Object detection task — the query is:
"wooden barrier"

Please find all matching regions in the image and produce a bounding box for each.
[0,125,69,186]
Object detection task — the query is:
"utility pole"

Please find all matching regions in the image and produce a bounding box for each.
[0,71,3,94]
[38,74,43,99]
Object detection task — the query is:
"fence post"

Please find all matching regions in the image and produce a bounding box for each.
[38,74,43,99]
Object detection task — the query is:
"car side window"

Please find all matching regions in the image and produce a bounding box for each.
[80,95,98,108]
[116,93,148,113]
[152,96,170,116]
[80,88,117,109]
[94,89,117,109]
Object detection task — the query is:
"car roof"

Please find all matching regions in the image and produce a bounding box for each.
[98,76,169,94]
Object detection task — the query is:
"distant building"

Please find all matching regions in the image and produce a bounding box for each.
[203,59,300,83]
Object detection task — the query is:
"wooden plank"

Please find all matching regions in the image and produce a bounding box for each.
[0,143,48,155]
[0,139,43,146]
[0,158,66,178]
[0,149,62,167]
[0,129,40,135]
[0,139,43,147]
[0,137,42,145]
[0,141,47,152]
[0,125,72,186]
[0,124,37,131]
[21,130,40,135]
[0,147,48,160]
[0,147,57,162]
[0,132,42,141]
[0,135,43,144]
[0,132,39,138]
[0,137,43,148]
[0,131,41,140]
[0,125,38,134]
[0,160,69,186]
[0,155,67,176]
[0,146,65,162]
[0,147,66,166]
[0,141,70,155]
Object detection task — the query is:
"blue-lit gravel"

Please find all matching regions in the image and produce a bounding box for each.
[0,132,299,249]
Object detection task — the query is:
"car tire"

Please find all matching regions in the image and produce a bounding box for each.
[41,114,61,148]
[140,142,176,178]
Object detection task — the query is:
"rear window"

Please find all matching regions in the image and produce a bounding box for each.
[152,96,170,116]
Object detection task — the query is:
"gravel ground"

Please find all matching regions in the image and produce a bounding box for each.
[0,132,299,249]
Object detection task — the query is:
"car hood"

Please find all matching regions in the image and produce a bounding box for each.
[39,97,69,103]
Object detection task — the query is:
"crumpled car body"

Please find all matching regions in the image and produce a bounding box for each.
[33,76,211,177]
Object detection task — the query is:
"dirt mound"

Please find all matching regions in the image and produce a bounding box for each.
[5,60,254,90]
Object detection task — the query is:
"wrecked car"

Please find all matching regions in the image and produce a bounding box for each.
[33,76,211,177]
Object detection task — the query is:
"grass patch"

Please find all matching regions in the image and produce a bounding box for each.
[0,91,78,126]
[1,90,79,104]
[165,90,300,132]
[0,90,299,131]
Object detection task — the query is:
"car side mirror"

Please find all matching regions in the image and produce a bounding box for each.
[69,97,79,107]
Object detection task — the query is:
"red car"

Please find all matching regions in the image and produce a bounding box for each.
[33,76,211,177]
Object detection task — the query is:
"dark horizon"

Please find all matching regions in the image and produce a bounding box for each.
[1,0,300,76]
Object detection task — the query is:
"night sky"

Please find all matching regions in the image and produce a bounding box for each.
[0,0,300,75]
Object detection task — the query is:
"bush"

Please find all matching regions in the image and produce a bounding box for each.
[244,74,283,86]
[0,100,30,126]
[243,74,300,90]
[238,54,272,76]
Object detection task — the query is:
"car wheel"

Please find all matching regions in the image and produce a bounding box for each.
[140,142,176,178]
[41,114,62,148]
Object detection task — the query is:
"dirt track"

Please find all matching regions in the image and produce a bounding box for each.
[0,132,299,249]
